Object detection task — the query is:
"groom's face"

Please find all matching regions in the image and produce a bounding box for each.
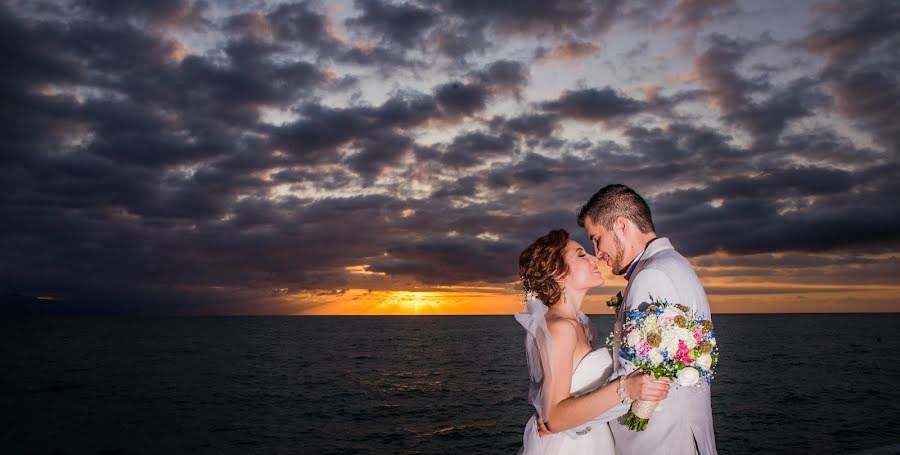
[584,218,628,275]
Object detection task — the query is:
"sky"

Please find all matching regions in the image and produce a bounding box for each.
[1,0,898,316]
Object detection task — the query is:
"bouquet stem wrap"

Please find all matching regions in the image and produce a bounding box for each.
[624,400,658,431]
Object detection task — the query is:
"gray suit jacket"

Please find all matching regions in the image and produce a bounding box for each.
[609,238,717,455]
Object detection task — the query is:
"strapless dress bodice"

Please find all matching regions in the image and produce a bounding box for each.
[570,348,614,396]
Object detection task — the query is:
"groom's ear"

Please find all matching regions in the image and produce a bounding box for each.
[615,216,628,234]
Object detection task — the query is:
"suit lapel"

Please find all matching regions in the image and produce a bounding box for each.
[615,243,657,371]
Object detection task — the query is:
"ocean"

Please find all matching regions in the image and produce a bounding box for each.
[1,314,899,454]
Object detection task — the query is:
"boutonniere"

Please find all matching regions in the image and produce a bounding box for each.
[606,291,623,310]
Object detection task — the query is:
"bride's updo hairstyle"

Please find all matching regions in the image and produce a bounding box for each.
[519,229,570,307]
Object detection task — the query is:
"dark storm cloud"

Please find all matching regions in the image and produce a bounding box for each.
[4,193,410,300]
[622,122,743,175]
[540,87,645,123]
[693,33,770,113]
[272,63,522,175]
[774,129,885,167]
[345,0,437,47]
[175,49,331,113]
[433,81,489,117]
[369,0,649,61]
[370,237,520,284]
[344,132,414,183]
[366,206,586,284]
[691,251,900,284]
[262,2,341,53]
[436,0,589,33]
[440,131,517,168]
[797,1,900,152]
[268,58,527,177]
[827,70,900,152]
[0,9,182,92]
[271,103,377,164]
[427,61,527,115]
[473,114,900,261]
[226,2,417,71]
[470,60,530,96]
[81,0,206,27]
[430,175,480,199]
[798,1,900,68]
[723,77,830,148]
[492,113,561,138]
[651,164,900,256]
[268,83,452,166]
[692,33,833,148]
[80,98,224,167]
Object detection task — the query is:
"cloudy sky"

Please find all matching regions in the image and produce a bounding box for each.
[2,0,898,315]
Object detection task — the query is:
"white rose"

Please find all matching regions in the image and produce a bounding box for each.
[685,335,698,349]
[677,367,700,387]
[642,314,658,334]
[672,327,690,342]
[649,349,664,366]
[710,338,717,347]
[695,354,712,370]
[626,329,643,348]
[660,330,680,354]
[662,306,684,321]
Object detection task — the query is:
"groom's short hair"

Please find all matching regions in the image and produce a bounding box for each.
[577,184,656,234]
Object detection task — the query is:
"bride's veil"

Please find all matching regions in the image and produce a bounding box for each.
[514,293,554,421]
[515,292,594,421]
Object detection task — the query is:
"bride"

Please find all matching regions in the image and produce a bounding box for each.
[516,229,670,454]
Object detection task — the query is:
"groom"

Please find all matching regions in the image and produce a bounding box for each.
[578,184,717,455]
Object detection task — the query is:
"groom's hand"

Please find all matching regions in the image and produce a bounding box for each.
[536,417,553,437]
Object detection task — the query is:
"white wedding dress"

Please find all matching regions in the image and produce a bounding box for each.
[516,294,628,455]
[519,348,617,454]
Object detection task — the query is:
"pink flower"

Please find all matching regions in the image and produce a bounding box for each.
[675,340,692,364]
[693,327,703,343]
[637,340,653,357]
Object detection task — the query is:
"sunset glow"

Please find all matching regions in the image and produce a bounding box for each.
[288,279,900,316]
[293,287,524,315]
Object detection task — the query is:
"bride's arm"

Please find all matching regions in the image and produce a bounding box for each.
[543,320,670,433]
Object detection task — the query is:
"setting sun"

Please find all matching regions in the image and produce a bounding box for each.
[291,287,526,315]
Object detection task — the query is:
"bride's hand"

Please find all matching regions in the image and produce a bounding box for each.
[624,371,671,402]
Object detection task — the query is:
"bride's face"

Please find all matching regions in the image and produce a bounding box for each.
[561,240,605,290]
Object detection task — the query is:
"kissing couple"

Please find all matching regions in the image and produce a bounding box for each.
[515,184,717,455]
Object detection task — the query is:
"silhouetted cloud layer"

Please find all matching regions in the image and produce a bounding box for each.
[1,0,897,314]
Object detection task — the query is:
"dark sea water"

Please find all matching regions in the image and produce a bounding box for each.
[2,314,899,455]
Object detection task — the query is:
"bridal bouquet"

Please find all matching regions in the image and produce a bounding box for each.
[619,299,718,431]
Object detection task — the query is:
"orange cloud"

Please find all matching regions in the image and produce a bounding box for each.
[543,40,599,63]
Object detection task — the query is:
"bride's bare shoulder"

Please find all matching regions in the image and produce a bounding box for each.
[545,317,580,340]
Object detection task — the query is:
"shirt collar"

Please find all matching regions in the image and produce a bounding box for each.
[623,249,644,281]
